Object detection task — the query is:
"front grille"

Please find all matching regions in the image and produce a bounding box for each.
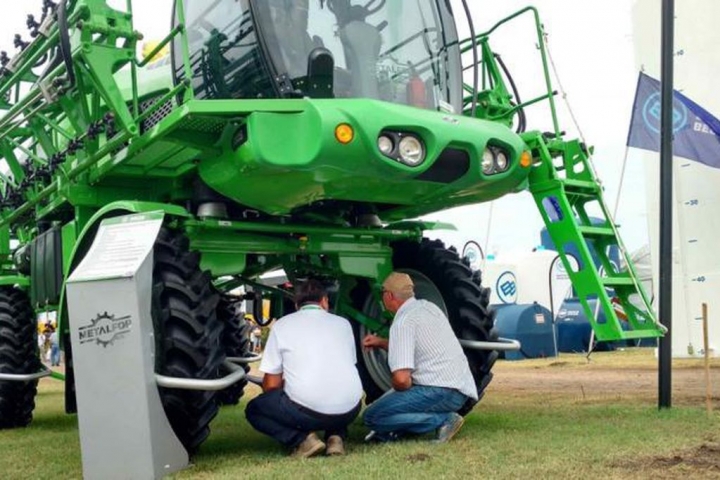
[415,148,470,183]
[139,96,175,133]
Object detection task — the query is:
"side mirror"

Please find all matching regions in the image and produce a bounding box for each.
[306,47,335,98]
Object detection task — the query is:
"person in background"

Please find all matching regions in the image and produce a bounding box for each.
[362,272,477,443]
[37,328,45,362]
[40,321,54,363]
[50,329,60,367]
[249,323,262,353]
[245,279,362,458]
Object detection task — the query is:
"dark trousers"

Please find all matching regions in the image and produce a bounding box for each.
[246,389,361,448]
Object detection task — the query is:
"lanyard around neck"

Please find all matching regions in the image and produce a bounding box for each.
[299,304,323,311]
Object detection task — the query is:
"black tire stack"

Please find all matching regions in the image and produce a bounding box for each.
[216,296,251,406]
[0,287,41,428]
[152,229,224,454]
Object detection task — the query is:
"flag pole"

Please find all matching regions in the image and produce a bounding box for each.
[612,146,631,219]
[658,0,674,409]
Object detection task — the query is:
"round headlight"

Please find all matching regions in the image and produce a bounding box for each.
[496,151,509,171]
[398,135,425,166]
[482,148,495,174]
[378,135,394,156]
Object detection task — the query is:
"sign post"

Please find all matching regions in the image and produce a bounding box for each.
[66,212,188,479]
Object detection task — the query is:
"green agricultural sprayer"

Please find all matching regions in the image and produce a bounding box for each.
[0,0,665,454]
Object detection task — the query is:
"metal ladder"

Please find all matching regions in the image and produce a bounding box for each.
[524,132,666,342]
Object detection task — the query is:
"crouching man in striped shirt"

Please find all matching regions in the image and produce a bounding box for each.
[362,272,478,443]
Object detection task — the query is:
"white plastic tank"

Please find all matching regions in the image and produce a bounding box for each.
[482,249,573,317]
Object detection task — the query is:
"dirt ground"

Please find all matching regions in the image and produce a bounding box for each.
[487,351,720,407]
[610,442,720,478]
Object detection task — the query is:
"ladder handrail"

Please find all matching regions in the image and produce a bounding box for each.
[526,131,665,341]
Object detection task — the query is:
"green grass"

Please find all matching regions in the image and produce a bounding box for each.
[182,404,717,479]
[1,351,719,479]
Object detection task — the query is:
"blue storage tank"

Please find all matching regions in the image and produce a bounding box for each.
[555,299,593,353]
[555,298,656,352]
[493,303,557,360]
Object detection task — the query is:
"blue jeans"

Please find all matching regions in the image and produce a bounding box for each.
[362,385,468,438]
[50,344,60,366]
[246,389,360,448]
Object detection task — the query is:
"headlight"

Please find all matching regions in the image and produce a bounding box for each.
[483,146,512,175]
[398,135,425,166]
[378,135,394,156]
[482,148,495,174]
[495,151,509,171]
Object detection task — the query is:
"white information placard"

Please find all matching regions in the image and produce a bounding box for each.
[69,212,164,282]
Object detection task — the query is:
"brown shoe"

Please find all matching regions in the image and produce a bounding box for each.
[291,433,326,459]
[325,435,345,456]
[434,413,465,443]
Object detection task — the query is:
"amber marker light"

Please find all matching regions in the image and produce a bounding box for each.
[520,151,533,168]
[335,124,355,144]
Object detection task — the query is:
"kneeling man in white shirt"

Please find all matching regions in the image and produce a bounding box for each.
[246,279,362,458]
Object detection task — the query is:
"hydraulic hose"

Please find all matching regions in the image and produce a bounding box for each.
[495,53,526,133]
[57,0,75,87]
[460,0,478,117]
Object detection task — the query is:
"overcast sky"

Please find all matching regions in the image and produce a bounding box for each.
[0,1,650,253]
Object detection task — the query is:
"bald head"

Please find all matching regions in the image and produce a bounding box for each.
[382,272,414,301]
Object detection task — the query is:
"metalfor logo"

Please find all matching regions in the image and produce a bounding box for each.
[79,312,132,348]
[496,271,518,304]
[642,92,688,135]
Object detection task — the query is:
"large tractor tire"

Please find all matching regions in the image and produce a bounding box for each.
[351,238,498,415]
[0,287,42,428]
[216,296,251,406]
[152,229,225,454]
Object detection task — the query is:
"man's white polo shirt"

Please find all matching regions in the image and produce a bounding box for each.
[260,305,363,415]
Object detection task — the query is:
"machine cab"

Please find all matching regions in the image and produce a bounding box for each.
[173,0,463,114]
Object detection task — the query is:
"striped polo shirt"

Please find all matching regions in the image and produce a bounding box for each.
[388,298,478,400]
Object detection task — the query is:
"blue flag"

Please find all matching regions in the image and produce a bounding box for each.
[626,72,720,168]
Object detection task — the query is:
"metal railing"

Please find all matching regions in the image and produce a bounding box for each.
[459,336,521,352]
[155,353,261,391]
[0,364,53,381]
